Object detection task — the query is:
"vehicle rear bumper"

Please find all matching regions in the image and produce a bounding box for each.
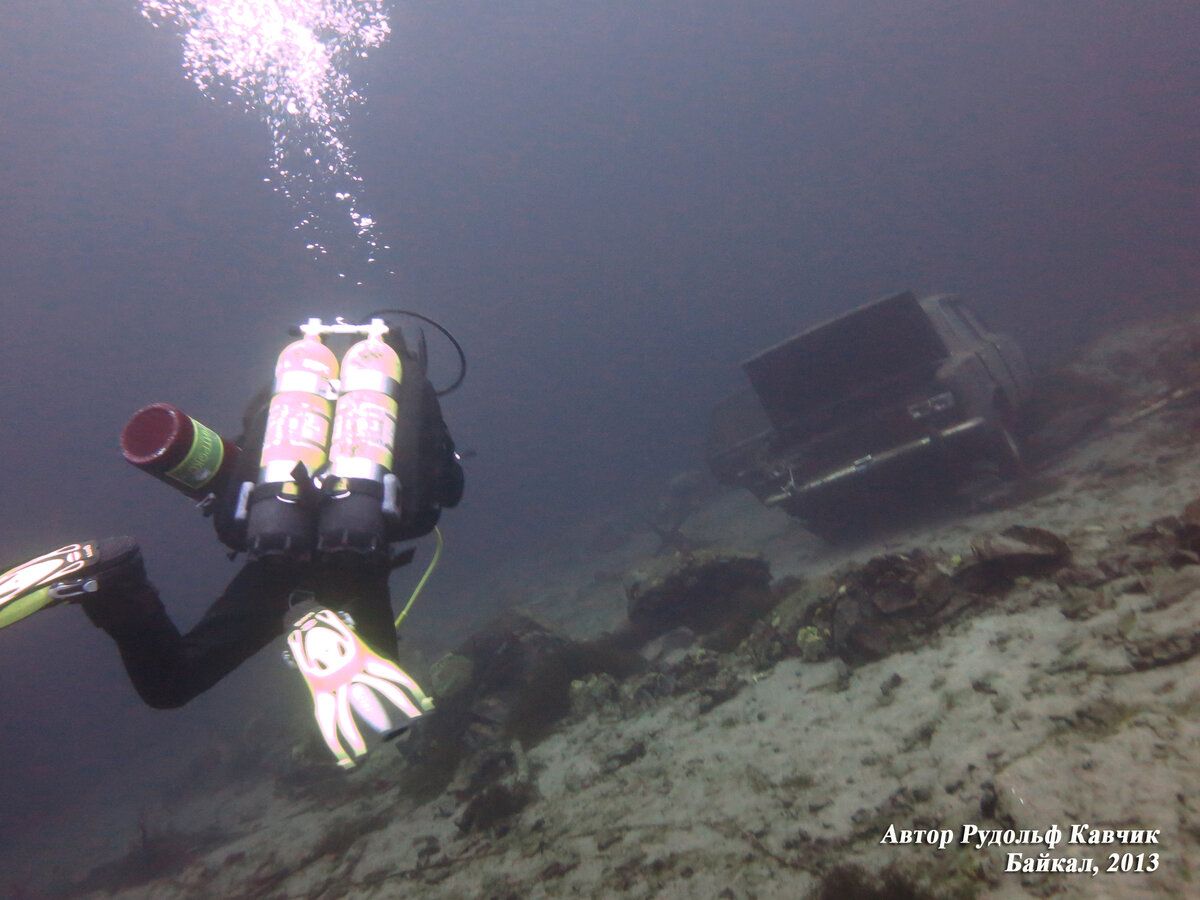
[764,416,988,506]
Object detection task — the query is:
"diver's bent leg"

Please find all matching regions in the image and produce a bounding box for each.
[162,558,303,702]
[318,562,400,662]
[79,578,196,709]
[82,559,298,709]
[83,555,402,709]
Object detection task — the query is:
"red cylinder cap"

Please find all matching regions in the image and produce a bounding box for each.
[122,403,187,465]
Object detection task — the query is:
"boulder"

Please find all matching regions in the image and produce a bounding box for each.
[625,549,772,640]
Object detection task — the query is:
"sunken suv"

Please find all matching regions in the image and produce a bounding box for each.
[706,291,1031,539]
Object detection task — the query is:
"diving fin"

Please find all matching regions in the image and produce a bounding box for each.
[0,538,142,631]
[284,599,434,770]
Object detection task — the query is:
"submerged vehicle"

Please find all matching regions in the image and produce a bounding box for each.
[706,291,1031,539]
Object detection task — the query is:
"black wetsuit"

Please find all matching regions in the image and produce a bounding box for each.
[80,557,399,709]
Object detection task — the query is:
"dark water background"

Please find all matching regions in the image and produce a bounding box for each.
[0,0,1196,868]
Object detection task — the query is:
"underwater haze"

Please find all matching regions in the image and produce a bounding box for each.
[0,0,1198,874]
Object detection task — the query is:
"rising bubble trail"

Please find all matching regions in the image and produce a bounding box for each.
[140,0,394,278]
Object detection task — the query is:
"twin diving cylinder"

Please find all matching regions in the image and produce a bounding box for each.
[122,318,419,559]
[247,317,412,557]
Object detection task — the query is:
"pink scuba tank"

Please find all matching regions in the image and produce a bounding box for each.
[246,332,339,555]
[319,332,404,553]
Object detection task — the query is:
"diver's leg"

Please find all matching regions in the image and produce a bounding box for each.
[0,535,189,705]
[0,537,145,629]
[285,565,430,770]
[314,559,400,661]
[82,558,301,709]
[83,552,401,709]
[79,577,188,708]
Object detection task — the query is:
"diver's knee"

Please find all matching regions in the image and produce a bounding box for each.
[134,681,195,710]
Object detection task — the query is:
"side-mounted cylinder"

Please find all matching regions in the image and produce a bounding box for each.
[121,403,241,501]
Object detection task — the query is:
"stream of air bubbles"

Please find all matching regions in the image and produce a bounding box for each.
[139,0,395,282]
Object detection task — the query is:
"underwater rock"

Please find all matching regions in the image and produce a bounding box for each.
[669,647,723,690]
[428,652,474,702]
[624,670,675,706]
[638,625,698,666]
[795,625,831,662]
[1122,595,1200,671]
[625,549,772,640]
[602,739,647,773]
[736,618,790,670]
[1101,513,1200,573]
[452,742,538,835]
[394,612,572,795]
[397,611,646,801]
[787,549,1032,672]
[569,672,622,718]
[725,576,833,665]
[455,780,537,835]
[1141,567,1200,612]
[813,861,951,900]
[569,668,681,722]
[1174,500,1200,560]
[444,741,539,837]
[447,610,574,741]
[953,524,1071,592]
[453,742,525,798]
[815,551,962,664]
[1126,631,1200,671]
[696,671,747,714]
[791,529,1077,665]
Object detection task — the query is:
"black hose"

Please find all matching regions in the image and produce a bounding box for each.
[364,309,467,395]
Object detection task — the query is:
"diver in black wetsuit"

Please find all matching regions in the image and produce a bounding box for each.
[0,314,464,764]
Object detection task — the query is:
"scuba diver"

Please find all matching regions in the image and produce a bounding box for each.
[0,313,465,769]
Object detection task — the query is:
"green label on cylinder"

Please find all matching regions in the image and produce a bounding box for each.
[165,418,225,490]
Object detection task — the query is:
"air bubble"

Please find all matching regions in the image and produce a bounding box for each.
[139,0,394,274]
